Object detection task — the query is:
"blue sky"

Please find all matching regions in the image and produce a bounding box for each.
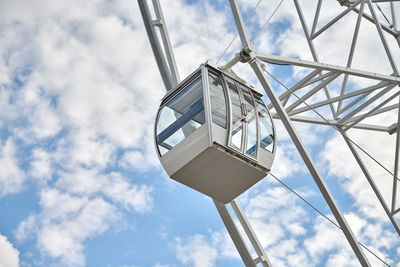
[0,0,400,266]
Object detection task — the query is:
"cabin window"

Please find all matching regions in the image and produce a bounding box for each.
[255,97,274,152]
[156,76,205,156]
[227,78,243,151]
[241,85,258,158]
[209,72,227,129]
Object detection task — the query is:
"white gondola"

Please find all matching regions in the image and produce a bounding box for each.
[155,62,276,203]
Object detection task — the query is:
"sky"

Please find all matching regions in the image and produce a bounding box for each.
[0,0,400,266]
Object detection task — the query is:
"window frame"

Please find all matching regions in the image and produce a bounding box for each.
[155,72,204,157]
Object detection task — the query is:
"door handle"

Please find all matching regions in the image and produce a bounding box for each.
[240,103,247,117]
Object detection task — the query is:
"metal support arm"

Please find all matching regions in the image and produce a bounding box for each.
[251,60,371,266]
[257,54,400,83]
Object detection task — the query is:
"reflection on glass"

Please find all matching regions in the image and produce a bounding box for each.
[156,76,205,156]
[247,116,257,157]
[255,97,274,152]
[227,78,243,150]
[209,72,227,128]
[241,85,258,158]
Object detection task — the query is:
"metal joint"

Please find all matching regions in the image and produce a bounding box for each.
[389,123,398,135]
[337,0,352,7]
[151,19,162,27]
[239,49,256,63]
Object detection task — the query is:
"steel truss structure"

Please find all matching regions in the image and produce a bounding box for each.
[139,0,400,266]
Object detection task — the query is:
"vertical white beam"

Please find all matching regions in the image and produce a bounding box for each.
[293,0,336,118]
[390,2,399,31]
[152,0,180,85]
[228,0,252,49]
[229,0,371,263]
[337,0,366,113]
[251,60,371,266]
[342,133,400,235]
[367,0,399,75]
[231,200,272,267]
[138,0,174,91]
[392,95,400,213]
[213,200,257,267]
[311,0,322,36]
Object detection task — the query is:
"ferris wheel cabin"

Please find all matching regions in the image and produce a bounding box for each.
[155,63,275,203]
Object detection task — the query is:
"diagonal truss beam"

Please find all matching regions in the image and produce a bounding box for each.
[257,54,400,83]
[251,59,371,266]
[337,85,397,125]
[289,0,400,238]
[270,113,390,132]
[342,132,400,236]
[288,81,392,116]
[312,0,362,39]
[228,0,372,264]
[337,0,366,113]
[343,90,400,131]
[343,103,399,126]
[267,69,322,110]
[285,73,341,113]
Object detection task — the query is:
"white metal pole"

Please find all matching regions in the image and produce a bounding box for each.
[342,132,400,235]
[251,60,371,266]
[227,0,371,264]
[231,200,272,267]
[138,0,174,91]
[152,0,180,85]
[139,1,270,265]
[214,200,257,267]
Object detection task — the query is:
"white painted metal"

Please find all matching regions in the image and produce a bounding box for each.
[227,0,371,264]
[257,54,400,83]
[231,200,272,267]
[140,0,400,265]
[156,63,275,203]
[138,2,274,265]
[213,200,257,267]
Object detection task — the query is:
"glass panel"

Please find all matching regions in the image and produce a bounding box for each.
[227,78,243,151]
[240,85,258,158]
[156,76,205,156]
[208,72,227,128]
[255,96,274,152]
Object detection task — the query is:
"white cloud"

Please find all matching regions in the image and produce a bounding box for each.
[0,139,25,197]
[102,172,153,213]
[56,168,104,196]
[0,234,19,267]
[173,182,314,266]
[153,264,170,267]
[29,101,62,139]
[15,215,37,243]
[321,126,396,221]
[161,1,234,76]
[30,149,52,181]
[16,188,120,266]
[119,146,160,173]
[175,234,218,267]
[304,217,355,264]
[1,0,399,266]
[1,0,160,263]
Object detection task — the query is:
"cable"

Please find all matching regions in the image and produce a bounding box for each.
[260,61,400,183]
[251,0,285,44]
[269,172,391,266]
[375,3,394,29]
[216,0,263,64]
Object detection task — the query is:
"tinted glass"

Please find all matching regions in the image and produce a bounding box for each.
[241,85,257,158]
[227,78,243,151]
[255,96,274,152]
[156,76,205,156]
[209,72,227,128]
